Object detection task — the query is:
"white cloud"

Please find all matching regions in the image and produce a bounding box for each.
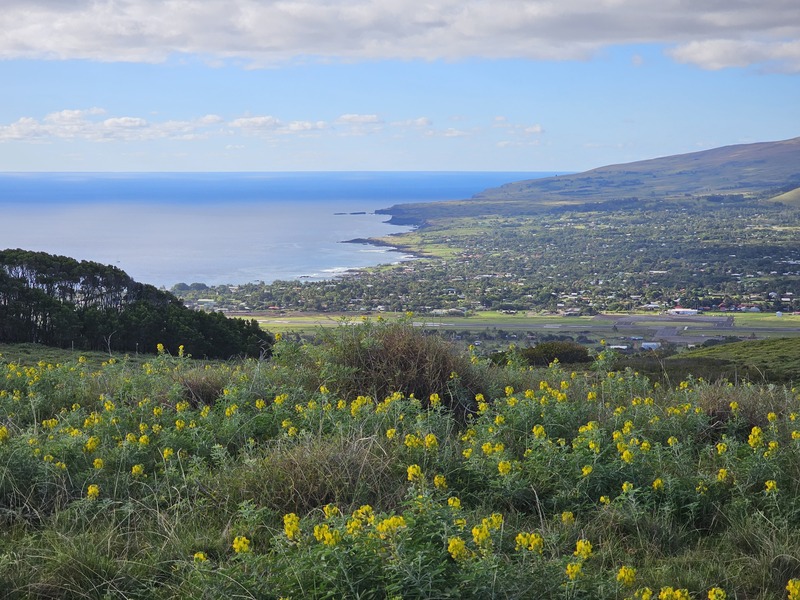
[0,109,389,143]
[0,109,225,142]
[0,0,797,71]
[391,117,433,128]
[336,114,382,125]
[426,128,469,138]
[668,39,800,72]
[229,116,282,131]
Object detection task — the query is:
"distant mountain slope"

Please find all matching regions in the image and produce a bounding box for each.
[378,137,800,225]
[475,136,800,205]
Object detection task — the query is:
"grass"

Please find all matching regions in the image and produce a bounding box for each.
[676,337,800,384]
[2,320,800,598]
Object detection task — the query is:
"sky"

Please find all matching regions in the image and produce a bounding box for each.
[0,0,798,172]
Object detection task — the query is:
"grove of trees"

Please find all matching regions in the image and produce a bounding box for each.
[0,249,271,358]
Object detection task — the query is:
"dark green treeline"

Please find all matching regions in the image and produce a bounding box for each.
[0,249,271,358]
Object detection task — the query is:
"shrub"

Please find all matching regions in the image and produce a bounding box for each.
[517,341,593,366]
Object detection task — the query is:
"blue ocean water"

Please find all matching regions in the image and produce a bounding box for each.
[0,172,558,287]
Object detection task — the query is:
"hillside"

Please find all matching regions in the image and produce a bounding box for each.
[379,137,800,224]
[0,249,271,358]
[477,136,800,204]
[3,319,800,598]
[674,337,800,383]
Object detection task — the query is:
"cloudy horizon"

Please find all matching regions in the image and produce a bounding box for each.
[1,0,797,171]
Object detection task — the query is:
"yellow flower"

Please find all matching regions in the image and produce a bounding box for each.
[566,562,582,580]
[86,484,100,500]
[765,479,778,493]
[515,531,544,553]
[407,464,423,482]
[93,458,104,469]
[600,495,610,505]
[707,588,727,600]
[283,513,301,541]
[131,464,144,477]
[193,551,207,562]
[175,419,186,431]
[581,465,593,477]
[617,565,636,586]
[667,436,678,447]
[162,447,174,460]
[404,433,423,449]
[232,535,250,553]
[748,426,763,449]
[424,433,439,450]
[447,496,461,510]
[82,436,100,453]
[787,579,800,600]
[448,536,469,561]
[156,343,165,354]
[716,442,727,454]
[532,424,546,439]
[314,523,342,546]
[716,468,728,483]
[622,481,634,494]
[434,474,447,489]
[767,411,777,422]
[652,478,664,491]
[637,587,654,600]
[386,428,397,440]
[498,460,512,476]
[255,398,266,410]
[561,511,575,525]
[574,538,593,560]
[471,523,492,548]
[658,587,690,600]
[375,515,407,539]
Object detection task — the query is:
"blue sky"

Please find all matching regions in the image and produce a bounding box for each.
[1,0,798,172]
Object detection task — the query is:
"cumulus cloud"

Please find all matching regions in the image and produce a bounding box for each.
[0,109,431,143]
[336,114,382,125]
[0,0,797,71]
[0,109,225,142]
[391,117,433,128]
[668,39,800,71]
[426,128,470,138]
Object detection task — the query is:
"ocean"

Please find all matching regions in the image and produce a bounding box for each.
[0,172,557,287]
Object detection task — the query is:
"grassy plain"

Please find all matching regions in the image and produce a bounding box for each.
[245,310,800,344]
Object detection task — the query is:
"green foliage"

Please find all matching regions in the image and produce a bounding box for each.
[0,249,271,359]
[270,317,489,417]
[2,323,800,598]
[676,337,800,384]
[512,341,593,366]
